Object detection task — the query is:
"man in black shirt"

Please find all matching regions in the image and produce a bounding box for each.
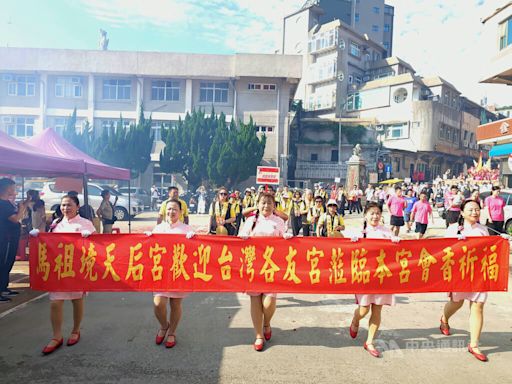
[0,178,28,302]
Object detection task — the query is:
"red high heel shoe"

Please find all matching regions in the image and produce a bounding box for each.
[439,316,450,336]
[42,338,63,355]
[67,331,80,346]
[155,326,169,345]
[349,321,359,339]
[165,334,176,348]
[363,342,381,358]
[253,338,264,352]
[468,344,488,362]
[263,325,272,341]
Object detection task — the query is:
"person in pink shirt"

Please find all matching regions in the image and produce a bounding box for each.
[386,186,407,236]
[349,202,400,358]
[444,185,463,227]
[238,192,292,351]
[410,191,433,239]
[484,186,505,235]
[30,194,96,355]
[148,199,195,349]
[439,199,509,362]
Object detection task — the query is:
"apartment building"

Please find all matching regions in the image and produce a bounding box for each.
[0,47,302,183]
[477,2,512,186]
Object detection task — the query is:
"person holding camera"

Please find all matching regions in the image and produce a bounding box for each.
[96,190,117,234]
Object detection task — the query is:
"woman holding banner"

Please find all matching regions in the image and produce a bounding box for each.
[148,199,195,349]
[440,199,506,362]
[30,194,95,355]
[349,202,400,358]
[238,193,292,351]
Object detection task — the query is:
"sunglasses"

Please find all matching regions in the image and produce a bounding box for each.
[219,192,228,196]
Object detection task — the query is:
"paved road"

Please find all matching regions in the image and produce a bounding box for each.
[1,211,511,383]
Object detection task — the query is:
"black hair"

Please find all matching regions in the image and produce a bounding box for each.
[168,186,178,192]
[62,194,80,207]
[457,199,480,227]
[51,194,80,229]
[252,193,275,231]
[166,198,182,210]
[27,189,39,200]
[362,202,383,238]
[101,189,110,198]
[0,178,15,195]
[395,186,402,191]
[492,186,501,191]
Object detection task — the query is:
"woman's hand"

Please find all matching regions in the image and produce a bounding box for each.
[81,230,92,238]
[391,236,401,243]
[283,233,293,240]
[186,231,195,239]
[29,229,40,237]
[144,231,153,237]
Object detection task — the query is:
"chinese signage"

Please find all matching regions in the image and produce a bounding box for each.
[256,166,280,185]
[30,234,509,293]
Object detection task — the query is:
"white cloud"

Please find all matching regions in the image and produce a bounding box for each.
[387,0,510,106]
[79,0,509,106]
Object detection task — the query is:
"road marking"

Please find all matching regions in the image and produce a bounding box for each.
[0,293,48,320]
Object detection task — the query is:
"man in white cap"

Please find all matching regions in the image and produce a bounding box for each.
[316,199,345,237]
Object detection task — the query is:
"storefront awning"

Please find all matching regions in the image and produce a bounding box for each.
[489,143,512,157]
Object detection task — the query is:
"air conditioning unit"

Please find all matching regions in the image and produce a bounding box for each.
[338,39,346,50]
[362,75,370,82]
[337,72,345,82]
[2,74,13,81]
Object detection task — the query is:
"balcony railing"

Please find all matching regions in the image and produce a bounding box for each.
[295,161,347,179]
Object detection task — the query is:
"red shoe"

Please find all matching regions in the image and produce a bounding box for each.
[263,326,272,341]
[165,334,176,348]
[439,316,450,336]
[155,326,169,345]
[67,331,80,346]
[468,344,488,362]
[253,338,264,352]
[363,342,381,358]
[349,321,359,339]
[42,338,63,355]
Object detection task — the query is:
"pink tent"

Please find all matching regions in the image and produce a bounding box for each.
[26,128,130,180]
[0,130,85,177]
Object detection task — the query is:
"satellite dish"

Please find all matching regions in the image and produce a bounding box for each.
[338,39,346,50]
[337,72,344,82]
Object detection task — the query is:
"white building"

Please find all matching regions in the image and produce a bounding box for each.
[0,47,302,186]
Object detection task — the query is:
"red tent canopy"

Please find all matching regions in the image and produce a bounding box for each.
[0,130,85,177]
[26,128,130,180]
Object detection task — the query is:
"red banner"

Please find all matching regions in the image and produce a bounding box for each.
[29,234,509,294]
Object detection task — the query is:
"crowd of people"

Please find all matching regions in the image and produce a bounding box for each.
[1,176,509,362]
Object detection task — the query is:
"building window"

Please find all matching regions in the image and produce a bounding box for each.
[393,88,408,103]
[308,29,338,53]
[372,25,379,32]
[7,75,36,96]
[54,117,67,135]
[309,59,337,83]
[373,6,380,14]
[256,126,274,133]
[199,82,228,103]
[248,83,276,91]
[331,150,338,162]
[55,77,82,98]
[151,80,180,101]
[5,116,35,137]
[385,123,408,139]
[101,119,132,132]
[310,153,318,161]
[384,24,390,32]
[102,79,131,100]
[355,13,360,22]
[350,42,360,57]
[383,42,390,51]
[499,17,512,50]
[348,75,353,84]
[354,76,362,85]
[347,92,362,111]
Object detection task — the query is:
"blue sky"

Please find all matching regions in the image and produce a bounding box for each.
[0,0,509,105]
